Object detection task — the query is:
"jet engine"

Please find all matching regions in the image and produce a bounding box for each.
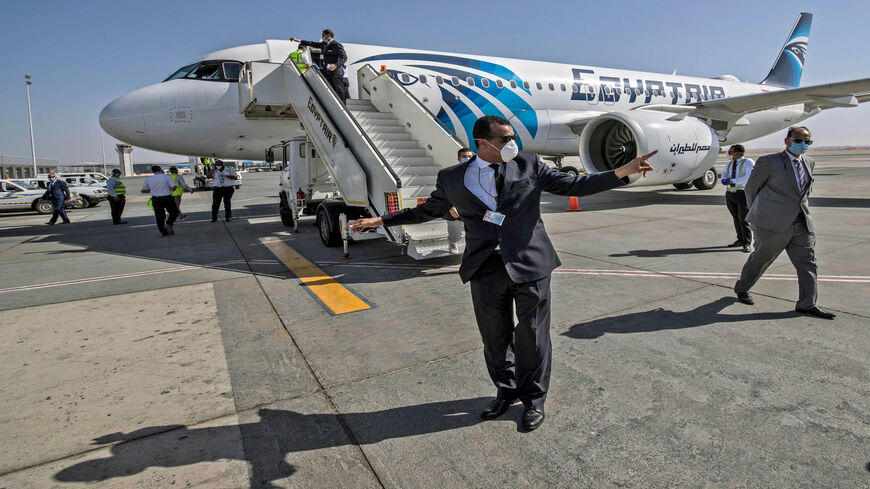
[578,110,719,186]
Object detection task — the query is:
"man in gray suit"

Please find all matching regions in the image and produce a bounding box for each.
[734,126,836,319]
[349,115,655,431]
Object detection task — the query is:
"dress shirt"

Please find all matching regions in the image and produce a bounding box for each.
[724,156,755,189]
[141,173,176,197]
[213,168,237,187]
[463,156,500,211]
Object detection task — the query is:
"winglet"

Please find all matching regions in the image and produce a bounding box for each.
[761,12,813,88]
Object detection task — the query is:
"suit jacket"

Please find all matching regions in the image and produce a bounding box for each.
[745,150,815,233]
[382,152,627,283]
[43,179,70,201]
[299,39,347,76]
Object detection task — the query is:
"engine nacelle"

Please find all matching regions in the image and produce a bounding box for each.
[578,110,719,186]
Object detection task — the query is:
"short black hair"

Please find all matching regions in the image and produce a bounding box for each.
[730,144,745,154]
[472,115,511,140]
[169,166,178,172]
[457,147,474,157]
[151,165,162,173]
[322,29,334,38]
[787,126,810,138]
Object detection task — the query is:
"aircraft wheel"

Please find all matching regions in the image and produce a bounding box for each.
[692,167,717,190]
[561,166,579,176]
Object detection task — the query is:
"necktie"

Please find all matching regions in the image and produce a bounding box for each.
[489,163,504,197]
[792,158,808,192]
[730,159,738,179]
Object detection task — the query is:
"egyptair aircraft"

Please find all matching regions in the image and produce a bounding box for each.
[100,12,870,189]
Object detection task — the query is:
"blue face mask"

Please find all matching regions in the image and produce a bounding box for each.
[789,140,810,155]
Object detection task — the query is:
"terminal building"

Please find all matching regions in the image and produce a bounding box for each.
[0,154,58,179]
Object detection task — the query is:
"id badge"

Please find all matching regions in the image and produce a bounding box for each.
[483,210,506,226]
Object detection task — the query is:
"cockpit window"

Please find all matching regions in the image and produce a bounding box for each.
[223,62,242,81]
[187,62,222,80]
[163,60,243,82]
[165,63,198,81]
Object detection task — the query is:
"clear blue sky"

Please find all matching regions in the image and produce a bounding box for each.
[0,0,867,165]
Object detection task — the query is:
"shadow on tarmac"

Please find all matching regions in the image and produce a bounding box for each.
[609,244,739,258]
[563,297,798,339]
[54,398,491,488]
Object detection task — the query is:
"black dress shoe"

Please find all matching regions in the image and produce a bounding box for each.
[736,292,754,305]
[742,244,752,253]
[481,397,516,419]
[796,306,836,320]
[728,240,743,247]
[522,406,545,431]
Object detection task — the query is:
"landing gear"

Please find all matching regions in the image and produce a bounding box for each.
[692,167,718,190]
[561,166,580,176]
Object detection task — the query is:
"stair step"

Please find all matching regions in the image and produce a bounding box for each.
[401,185,437,198]
[377,147,426,158]
[360,120,403,129]
[346,99,375,108]
[387,156,434,166]
[369,132,414,141]
[375,140,420,149]
[351,111,394,120]
[398,175,438,187]
[391,164,441,176]
[364,126,410,135]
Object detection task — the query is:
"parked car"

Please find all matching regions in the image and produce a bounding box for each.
[22,178,107,208]
[0,179,84,214]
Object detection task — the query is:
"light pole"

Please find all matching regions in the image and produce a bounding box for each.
[99,128,107,174]
[24,75,37,177]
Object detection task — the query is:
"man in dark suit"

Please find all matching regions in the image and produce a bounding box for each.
[349,115,655,431]
[290,29,348,103]
[734,126,836,319]
[43,173,71,225]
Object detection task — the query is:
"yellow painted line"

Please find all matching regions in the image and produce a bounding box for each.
[260,237,370,315]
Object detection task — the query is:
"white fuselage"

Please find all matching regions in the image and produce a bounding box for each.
[100,41,814,162]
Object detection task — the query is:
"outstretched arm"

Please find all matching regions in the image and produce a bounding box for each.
[538,151,656,196]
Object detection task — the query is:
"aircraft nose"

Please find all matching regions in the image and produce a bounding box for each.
[99,92,146,145]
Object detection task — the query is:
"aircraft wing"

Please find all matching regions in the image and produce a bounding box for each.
[692,77,870,114]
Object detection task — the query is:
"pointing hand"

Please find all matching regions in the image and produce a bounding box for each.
[348,217,383,233]
[615,150,657,179]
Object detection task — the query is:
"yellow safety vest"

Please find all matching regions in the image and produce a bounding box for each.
[170,173,184,197]
[289,51,308,73]
[108,176,125,195]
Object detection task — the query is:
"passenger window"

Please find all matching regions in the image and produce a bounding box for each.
[436,76,443,84]
[560,84,566,92]
[466,77,474,86]
[496,80,504,88]
[481,78,490,88]
[523,81,530,90]
[400,73,410,83]
[510,80,517,89]
[419,74,427,84]
[572,83,580,93]
[222,62,242,81]
[535,82,542,90]
[451,76,460,86]
[548,83,554,91]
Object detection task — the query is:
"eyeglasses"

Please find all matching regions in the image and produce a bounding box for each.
[790,138,813,145]
[486,134,517,143]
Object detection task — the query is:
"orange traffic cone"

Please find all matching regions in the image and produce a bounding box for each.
[566,196,581,211]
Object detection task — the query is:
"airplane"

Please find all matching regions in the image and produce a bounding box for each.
[100,12,870,189]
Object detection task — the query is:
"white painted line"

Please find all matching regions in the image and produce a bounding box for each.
[247,216,282,224]
[0,259,279,294]
[316,261,870,284]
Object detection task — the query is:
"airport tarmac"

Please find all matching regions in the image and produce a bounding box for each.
[0,153,868,488]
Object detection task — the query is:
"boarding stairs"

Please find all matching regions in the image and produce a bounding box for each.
[239,40,464,259]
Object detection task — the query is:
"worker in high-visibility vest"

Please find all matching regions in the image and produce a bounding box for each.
[287,44,311,73]
[169,166,192,221]
[106,168,127,225]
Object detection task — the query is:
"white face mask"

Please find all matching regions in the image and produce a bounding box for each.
[485,138,519,163]
[460,157,471,163]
